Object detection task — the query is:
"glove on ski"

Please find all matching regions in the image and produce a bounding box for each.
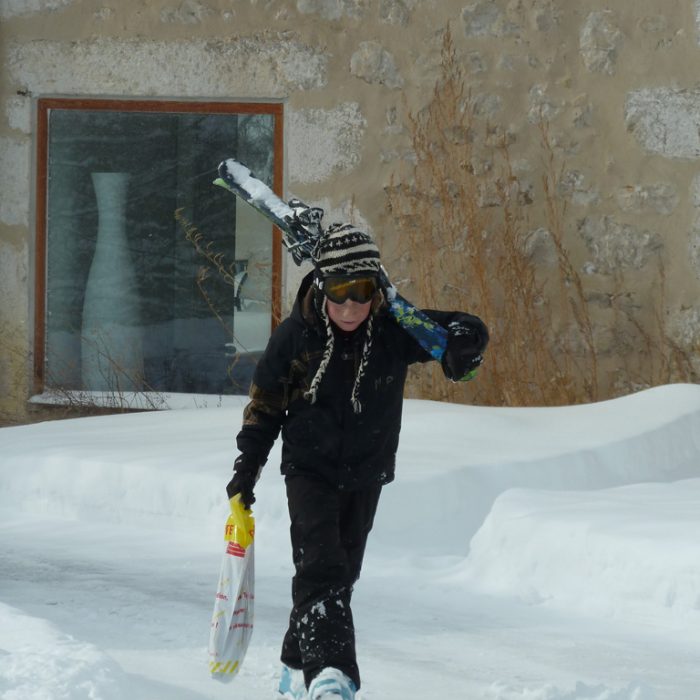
[441,313,489,381]
[226,454,261,509]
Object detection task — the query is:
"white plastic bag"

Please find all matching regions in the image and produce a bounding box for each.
[208,495,255,682]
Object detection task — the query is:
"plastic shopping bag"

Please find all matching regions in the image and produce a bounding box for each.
[208,494,255,682]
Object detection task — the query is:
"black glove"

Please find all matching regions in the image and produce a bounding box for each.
[226,454,261,509]
[441,313,489,381]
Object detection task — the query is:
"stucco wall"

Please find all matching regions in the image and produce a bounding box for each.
[1,0,700,420]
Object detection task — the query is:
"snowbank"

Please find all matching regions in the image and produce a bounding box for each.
[0,603,129,700]
[2,384,700,556]
[376,384,700,552]
[456,479,700,623]
[0,406,247,536]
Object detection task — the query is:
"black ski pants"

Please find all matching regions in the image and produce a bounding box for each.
[281,473,382,691]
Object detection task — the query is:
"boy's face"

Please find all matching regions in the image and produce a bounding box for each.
[325,298,372,332]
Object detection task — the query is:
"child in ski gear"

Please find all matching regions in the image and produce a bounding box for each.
[226,223,488,697]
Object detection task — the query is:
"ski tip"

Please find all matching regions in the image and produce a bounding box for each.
[213,177,231,191]
[457,368,479,382]
[219,158,252,182]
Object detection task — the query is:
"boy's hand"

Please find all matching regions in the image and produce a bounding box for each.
[441,314,489,381]
[226,454,260,509]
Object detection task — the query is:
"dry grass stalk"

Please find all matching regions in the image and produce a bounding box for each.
[385,27,694,406]
[176,208,264,392]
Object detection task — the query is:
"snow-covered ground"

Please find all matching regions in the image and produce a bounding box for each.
[1,384,700,700]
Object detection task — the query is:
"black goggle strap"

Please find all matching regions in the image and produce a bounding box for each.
[323,276,378,304]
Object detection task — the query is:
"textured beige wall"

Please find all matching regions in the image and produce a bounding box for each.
[1,0,700,420]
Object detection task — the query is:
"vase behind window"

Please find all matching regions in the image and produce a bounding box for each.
[81,172,144,392]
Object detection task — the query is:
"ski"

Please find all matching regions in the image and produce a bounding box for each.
[214,158,475,377]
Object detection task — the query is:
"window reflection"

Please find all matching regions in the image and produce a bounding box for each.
[45,107,275,395]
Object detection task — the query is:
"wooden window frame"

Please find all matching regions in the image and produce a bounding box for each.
[34,98,284,395]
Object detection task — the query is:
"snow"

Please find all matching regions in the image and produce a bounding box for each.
[1,383,700,699]
[221,159,293,220]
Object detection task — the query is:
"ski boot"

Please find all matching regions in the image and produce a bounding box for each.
[278,664,307,700]
[307,668,356,700]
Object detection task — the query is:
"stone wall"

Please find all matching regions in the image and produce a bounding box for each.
[1,0,699,420]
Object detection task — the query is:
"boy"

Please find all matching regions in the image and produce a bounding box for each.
[226,223,488,700]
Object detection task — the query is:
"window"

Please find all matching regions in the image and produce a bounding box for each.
[34,99,283,399]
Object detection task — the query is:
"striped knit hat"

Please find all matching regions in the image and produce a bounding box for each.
[305,223,382,414]
[311,223,381,276]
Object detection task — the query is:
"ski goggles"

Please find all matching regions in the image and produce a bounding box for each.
[323,275,378,304]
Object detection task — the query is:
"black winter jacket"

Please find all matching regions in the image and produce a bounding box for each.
[236,272,465,490]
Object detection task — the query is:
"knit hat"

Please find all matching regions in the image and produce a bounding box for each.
[305,223,382,414]
[311,223,381,277]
